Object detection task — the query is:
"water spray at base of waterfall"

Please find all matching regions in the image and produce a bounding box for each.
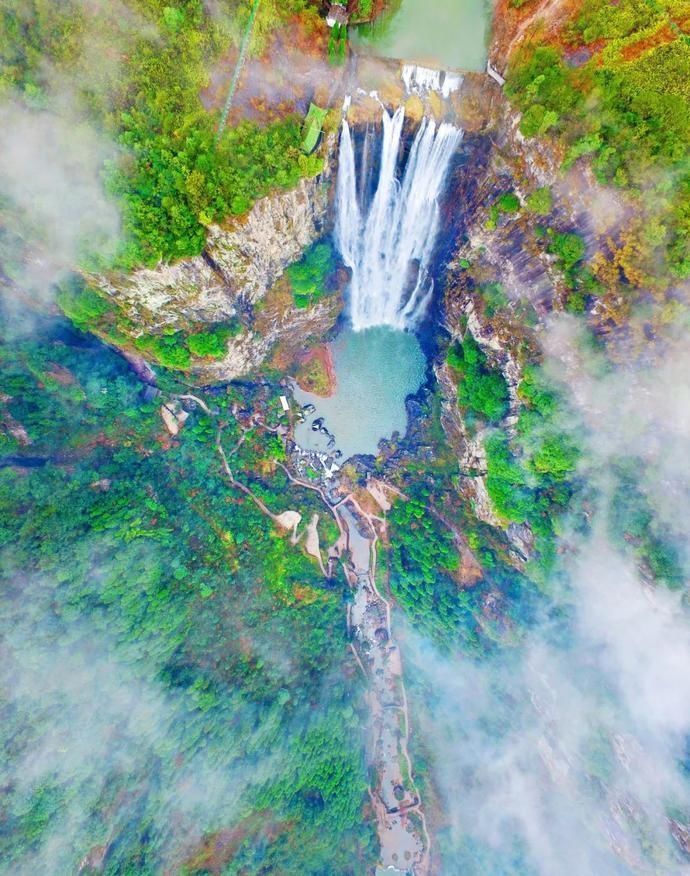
[335,106,463,332]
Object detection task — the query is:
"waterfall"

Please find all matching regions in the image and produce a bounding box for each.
[335,107,463,331]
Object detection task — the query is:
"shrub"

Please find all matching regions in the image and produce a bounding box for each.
[519,104,559,138]
[485,433,532,523]
[480,283,509,317]
[525,187,553,216]
[505,6,690,285]
[530,435,579,480]
[461,372,510,423]
[609,462,684,590]
[497,192,521,213]
[105,23,324,269]
[507,46,581,116]
[563,133,602,169]
[518,365,557,417]
[287,241,334,309]
[446,341,464,371]
[387,496,467,646]
[134,332,191,370]
[187,324,238,360]
[328,23,347,65]
[548,231,586,269]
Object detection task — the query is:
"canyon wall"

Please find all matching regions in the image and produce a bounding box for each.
[87,134,340,382]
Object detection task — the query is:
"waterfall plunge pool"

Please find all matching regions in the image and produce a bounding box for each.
[292,327,426,462]
[291,106,461,463]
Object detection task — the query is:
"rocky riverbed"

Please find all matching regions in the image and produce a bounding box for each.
[339,500,430,875]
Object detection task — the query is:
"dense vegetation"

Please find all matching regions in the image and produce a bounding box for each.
[286,239,337,309]
[387,493,541,650]
[0,0,325,269]
[387,497,466,644]
[378,385,546,656]
[447,333,510,426]
[0,317,375,873]
[506,0,690,281]
[484,364,581,583]
[608,460,684,590]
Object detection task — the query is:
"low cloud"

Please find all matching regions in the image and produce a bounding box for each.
[0,99,120,304]
[407,313,690,873]
[0,570,289,874]
[0,0,155,310]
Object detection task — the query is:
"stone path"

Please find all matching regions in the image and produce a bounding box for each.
[214,412,430,874]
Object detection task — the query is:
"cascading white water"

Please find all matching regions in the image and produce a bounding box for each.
[335,107,463,331]
[401,64,462,99]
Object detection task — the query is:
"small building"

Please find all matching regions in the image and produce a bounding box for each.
[326,2,348,27]
[279,395,290,412]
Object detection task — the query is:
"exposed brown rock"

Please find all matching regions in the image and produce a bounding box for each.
[294,344,337,397]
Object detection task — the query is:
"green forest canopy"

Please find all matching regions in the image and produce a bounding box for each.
[505,0,690,278]
[0,318,375,873]
[0,0,326,270]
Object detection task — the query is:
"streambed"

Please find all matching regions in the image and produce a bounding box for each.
[293,326,426,461]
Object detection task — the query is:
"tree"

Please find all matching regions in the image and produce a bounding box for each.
[187,326,233,359]
[525,187,553,216]
[548,231,586,269]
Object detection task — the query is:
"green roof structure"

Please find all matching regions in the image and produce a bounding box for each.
[301,103,328,154]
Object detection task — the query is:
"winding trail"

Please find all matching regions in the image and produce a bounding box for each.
[216,428,288,528]
[207,407,429,873]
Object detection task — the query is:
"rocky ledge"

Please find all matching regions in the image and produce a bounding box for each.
[91,171,331,331]
[87,134,340,382]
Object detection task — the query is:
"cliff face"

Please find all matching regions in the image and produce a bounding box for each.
[87,134,340,381]
[92,257,235,332]
[92,162,333,333]
[436,82,562,560]
[203,173,331,307]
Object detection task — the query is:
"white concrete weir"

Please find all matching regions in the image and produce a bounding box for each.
[401,63,463,98]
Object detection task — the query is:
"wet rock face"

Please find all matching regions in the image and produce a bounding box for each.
[204,174,331,306]
[89,139,335,335]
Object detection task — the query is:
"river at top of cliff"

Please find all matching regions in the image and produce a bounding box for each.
[352,0,490,72]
